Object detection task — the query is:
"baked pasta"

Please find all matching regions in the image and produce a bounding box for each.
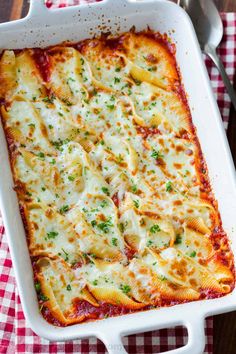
[0,30,234,326]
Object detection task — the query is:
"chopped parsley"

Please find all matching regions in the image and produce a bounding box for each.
[61,248,69,261]
[174,235,182,245]
[101,186,110,196]
[112,238,118,246]
[92,279,98,286]
[35,282,41,293]
[67,77,75,83]
[151,150,163,159]
[62,98,72,106]
[118,223,125,233]
[100,200,108,208]
[133,200,139,208]
[59,205,69,214]
[146,239,153,247]
[42,95,55,104]
[51,138,70,151]
[134,79,141,86]
[106,104,115,110]
[37,152,45,160]
[39,294,49,302]
[41,187,46,192]
[166,181,173,192]
[28,123,35,128]
[66,284,72,291]
[116,154,123,163]
[131,184,138,193]
[49,158,56,165]
[48,124,53,129]
[147,66,156,72]
[115,67,121,72]
[114,77,121,84]
[68,175,75,181]
[120,284,131,294]
[150,224,161,233]
[47,231,59,239]
[97,218,113,234]
[91,220,97,227]
[189,251,196,257]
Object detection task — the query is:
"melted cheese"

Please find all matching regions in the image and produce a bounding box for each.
[0,30,234,326]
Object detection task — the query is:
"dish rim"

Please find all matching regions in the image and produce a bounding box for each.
[0,1,236,353]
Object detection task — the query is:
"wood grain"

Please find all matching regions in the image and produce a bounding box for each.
[0,1,236,354]
[9,0,24,20]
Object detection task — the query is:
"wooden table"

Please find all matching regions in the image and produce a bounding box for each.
[1,1,236,353]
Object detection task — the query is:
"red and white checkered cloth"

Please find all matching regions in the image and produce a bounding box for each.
[0,1,236,352]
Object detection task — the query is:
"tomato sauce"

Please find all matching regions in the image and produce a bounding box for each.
[124,246,136,260]
[33,48,51,82]
[136,126,161,138]
[111,192,119,207]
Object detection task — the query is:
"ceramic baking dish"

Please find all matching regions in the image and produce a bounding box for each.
[0,0,236,353]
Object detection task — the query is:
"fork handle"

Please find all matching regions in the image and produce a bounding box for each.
[205,44,236,111]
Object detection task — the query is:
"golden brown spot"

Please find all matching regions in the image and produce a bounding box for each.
[45,208,53,218]
[139,268,148,275]
[76,114,82,124]
[53,171,60,185]
[32,222,39,230]
[40,123,48,138]
[176,145,184,152]
[146,53,158,64]
[173,163,182,170]
[98,213,106,222]
[173,200,182,206]
[171,259,188,279]
[189,278,197,287]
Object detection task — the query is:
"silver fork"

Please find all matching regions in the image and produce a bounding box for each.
[178,0,236,110]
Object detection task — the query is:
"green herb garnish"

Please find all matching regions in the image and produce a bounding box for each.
[101,186,110,196]
[166,181,173,192]
[112,238,118,246]
[150,224,161,233]
[120,284,131,294]
[47,231,58,239]
[151,150,163,159]
[189,251,196,257]
[66,284,72,291]
[59,205,69,214]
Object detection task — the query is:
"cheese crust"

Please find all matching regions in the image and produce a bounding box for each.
[0,30,234,326]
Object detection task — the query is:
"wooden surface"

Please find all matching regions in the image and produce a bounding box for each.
[0,1,236,353]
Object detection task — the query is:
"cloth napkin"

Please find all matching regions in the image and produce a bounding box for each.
[1,2,236,352]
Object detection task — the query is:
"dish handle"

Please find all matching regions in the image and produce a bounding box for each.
[28,0,48,17]
[28,0,130,18]
[98,314,206,354]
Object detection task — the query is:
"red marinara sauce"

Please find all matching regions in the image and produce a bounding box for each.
[33,48,51,82]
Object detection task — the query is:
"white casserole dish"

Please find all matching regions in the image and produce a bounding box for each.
[0,0,236,353]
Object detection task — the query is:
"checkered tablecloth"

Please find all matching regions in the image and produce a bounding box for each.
[0,1,236,352]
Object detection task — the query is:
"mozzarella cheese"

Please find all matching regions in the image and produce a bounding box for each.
[0,30,234,326]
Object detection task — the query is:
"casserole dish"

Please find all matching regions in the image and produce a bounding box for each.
[0,0,236,353]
